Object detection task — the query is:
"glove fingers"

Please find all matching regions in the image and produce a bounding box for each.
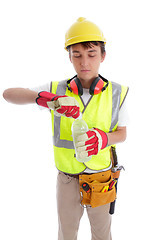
[56,106,67,114]
[64,107,75,117]
[86,141,98,150]
[76,133,89,144]
[78,151,89,159]
[75,129,106,158]
[87,148,98,156]
[77,142,96,152]
[77,146,98,158]
[65,107,80,118]
[76,131,97,149]
[76,130,95,142]
[72,111,80,119]
[75,128,108,158]
[77,145,87,153]
[85,135,97,146]
[76,130,99,158]
[56,106,80,119]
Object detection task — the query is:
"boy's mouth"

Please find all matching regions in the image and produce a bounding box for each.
[81,70,90,72]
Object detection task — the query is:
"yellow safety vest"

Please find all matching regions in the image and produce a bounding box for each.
[51,78,128,174]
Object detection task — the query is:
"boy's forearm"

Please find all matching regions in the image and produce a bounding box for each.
[106,126,127,146]
[3,88,38,105]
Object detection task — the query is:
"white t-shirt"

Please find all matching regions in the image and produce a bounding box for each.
[30,82,129,173]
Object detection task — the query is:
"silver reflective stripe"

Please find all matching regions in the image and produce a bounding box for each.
[109,82,121,131]
[53,81,74,149]
[56,80,68,95]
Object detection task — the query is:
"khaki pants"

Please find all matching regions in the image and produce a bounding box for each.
[57,172,112,240]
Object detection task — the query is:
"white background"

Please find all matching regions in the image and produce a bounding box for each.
[0,0,167,239]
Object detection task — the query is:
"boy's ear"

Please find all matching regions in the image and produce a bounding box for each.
[69,51,72,63]
[101,52,106,62]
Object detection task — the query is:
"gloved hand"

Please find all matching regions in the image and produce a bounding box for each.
[36,91,80,119]
[75,128,108,158]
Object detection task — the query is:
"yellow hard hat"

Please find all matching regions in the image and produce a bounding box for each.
[65,17,106,49]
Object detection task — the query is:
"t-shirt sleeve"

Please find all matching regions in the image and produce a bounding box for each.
[118,98,130,127]
[29,82,51,93]
[29,82,51,110]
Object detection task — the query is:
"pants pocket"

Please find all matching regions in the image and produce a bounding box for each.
[58,172,73,184]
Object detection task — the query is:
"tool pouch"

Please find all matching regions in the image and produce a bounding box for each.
[79,169,116,208]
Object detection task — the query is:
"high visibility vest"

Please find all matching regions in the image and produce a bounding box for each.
[51,79,128,174]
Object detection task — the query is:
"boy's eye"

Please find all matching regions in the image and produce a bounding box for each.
[89,54,96,57]
[73,54,81,58]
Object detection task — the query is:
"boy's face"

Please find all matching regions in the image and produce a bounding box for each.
[69,43,106,88]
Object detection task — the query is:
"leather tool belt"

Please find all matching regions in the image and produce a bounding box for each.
[79,169,117,208]
[79,147,123,208]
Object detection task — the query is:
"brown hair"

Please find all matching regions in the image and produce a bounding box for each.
[67,41,106,56]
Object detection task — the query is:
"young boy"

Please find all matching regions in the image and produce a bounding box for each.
[3,17,129,240]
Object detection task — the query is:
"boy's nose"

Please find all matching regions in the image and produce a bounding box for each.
[80,56,89,67]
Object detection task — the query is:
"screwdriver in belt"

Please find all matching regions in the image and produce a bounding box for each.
[108,179,117,191]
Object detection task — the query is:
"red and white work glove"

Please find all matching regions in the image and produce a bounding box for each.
[75,128,108,158]
[36,91,80,119]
